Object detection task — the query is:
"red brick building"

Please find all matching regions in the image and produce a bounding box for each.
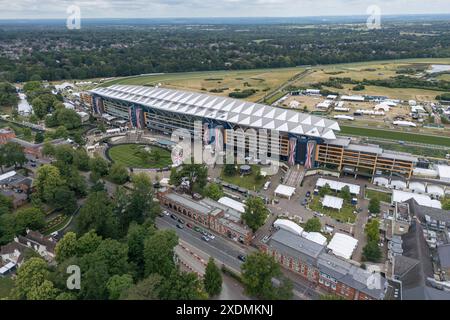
[260,229,387,300]
[0,128,16,144]
[158,191,252,244]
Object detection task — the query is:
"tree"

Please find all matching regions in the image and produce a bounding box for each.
[76,191,118,239]
[159,270,206,300]
[41,141,56,157]
[304,218,322,232]
[204,183,224,201]
[223,164,236,176]
[15,207,46,232]
[241,252,293,300]
[31,97,48,119]
[362,241,382,262]
[127,223,154,277]
[365,219,380,243]
[108,163,129,185]
[144,229,178,277]
[34,132,44,144]
[107,274,134,300]
[242,196,269,232]
[26,280,58,300]
[0,142,27,169]
[55,231,78,263]
[121,274,163,300]
[53,186,77,215]
[340,186,352,203]
[124,173,157,227]
[76,230,102,256]
[369,198,381,214]
[34,164,64,204]
[89,156,109,181]
[319,183,332,197]
[56,108,82,129]
[203,258,222,297]
[178,164,208,195]
[12,257,54,300]
[442,198,450,210]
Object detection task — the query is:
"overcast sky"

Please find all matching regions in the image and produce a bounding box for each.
[1,0,450,19]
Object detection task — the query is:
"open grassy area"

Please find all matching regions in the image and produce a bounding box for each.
[340,125,450,147]
[0,277,14,299]
[309,197,356,224]
[108,144,172,169]
[220,165,267,191]
[365,189,392,203]
[100,68,304,103]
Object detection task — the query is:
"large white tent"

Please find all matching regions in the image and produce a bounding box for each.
[316,178,360,195]
[437,165,450,183]
[302,232,328,246]
[322,195,344,210]
[392,190,442,209]
[327,233,358,260]
[409,181,426,193]
[218,197,246,213]
[427,185,445,197]
[274,184,296,199]
[274,219,304,237]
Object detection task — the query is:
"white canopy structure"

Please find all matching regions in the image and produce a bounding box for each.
[302,232,328,246]
[390,179,407,190]
[0,171,17,183]
[427,185,445,197]
[392,190,442,209]
[393,121,416,127]
[274,219,304,237]
[437,165,450,183]
[409,181,426,193]
[316,178,360,195]
[374,177,389,187]
[413,167,438,178]
[322,195,344,210]
[218,197,246,213]
[274,184,296,199]
[327,233,358,260]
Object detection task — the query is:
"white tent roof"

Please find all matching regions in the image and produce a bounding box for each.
[427,185,445,197]
[316,178,360,195]
[274,219,304,237]
[218,197,246,214]
[274,184,296,198]
[409,181,426,193]
[302,232,328,246]
[374,177,389,186]
[390,180,407,190]
[392,190,442,209]
[327,233,358,260]
[0,171,16,183]
[437,165,450,181]
[322,195,344,210]
[413,167,438,178]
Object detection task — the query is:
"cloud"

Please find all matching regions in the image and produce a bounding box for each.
[0,0,449,19]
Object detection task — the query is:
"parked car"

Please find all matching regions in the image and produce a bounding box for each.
[194,226,202,233]
[302,199,308,206]
[208,233,215,240]
[163,210,170,216]
[314,212,324,217]
[306,191,311,198]
[237,255,246,262]
[170,214,178,220]
[178,218,185,224]
[201,235,210,242]
[186,223,193,229]
[176,224,184,229]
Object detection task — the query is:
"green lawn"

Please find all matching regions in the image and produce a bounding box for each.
[0,277,14,299]
[108,144,172,169]
[365,189,392,203]
[340,126,450,147]
[220,165,267,191]
[41,214,72,236]
[309,197,356,224]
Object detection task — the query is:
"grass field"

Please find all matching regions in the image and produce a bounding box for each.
[340,125,450,147]
[100,68,304,102]
[365,189,392,203]
[309,197,356,224]
[108,144,172,169]
[220,165,267,191]
[0,277,14,299]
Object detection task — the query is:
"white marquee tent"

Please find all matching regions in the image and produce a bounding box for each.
[316,178,360,195]
[322,195,344,211]
[274,219,304,237]
[274,184,296,199]
[327,233,358,260]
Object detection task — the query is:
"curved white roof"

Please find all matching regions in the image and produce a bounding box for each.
[327,233,358,260]
[274,219,304,237]
[218,197,245,214]
[91,85,340,138]
[393,190,442,209]
[303,232,328,246]
[427,185,445,197]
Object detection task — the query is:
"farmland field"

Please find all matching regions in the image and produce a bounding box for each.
[100,67,304,102]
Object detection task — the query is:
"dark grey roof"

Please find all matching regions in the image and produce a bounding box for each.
[407,198,450,223]
[165,193,213,214]
[268,229,325,265]
[403,285,450,300]
[437,244,450,269]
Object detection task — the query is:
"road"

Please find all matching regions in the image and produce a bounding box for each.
[156,212,320,300]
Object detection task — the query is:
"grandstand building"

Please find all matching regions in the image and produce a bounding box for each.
[90,85,416,178]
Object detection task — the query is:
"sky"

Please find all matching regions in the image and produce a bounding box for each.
[1,0,450,19]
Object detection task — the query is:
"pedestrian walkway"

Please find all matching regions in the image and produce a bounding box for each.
[284,166,305,187]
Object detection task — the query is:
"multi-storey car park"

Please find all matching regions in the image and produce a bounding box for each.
[89,85,417,179]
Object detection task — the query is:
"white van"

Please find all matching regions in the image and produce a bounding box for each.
[264,181,271,190]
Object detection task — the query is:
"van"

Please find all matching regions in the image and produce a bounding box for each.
[264,181,271,190]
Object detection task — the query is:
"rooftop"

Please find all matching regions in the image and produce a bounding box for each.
[91,85,340,139]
